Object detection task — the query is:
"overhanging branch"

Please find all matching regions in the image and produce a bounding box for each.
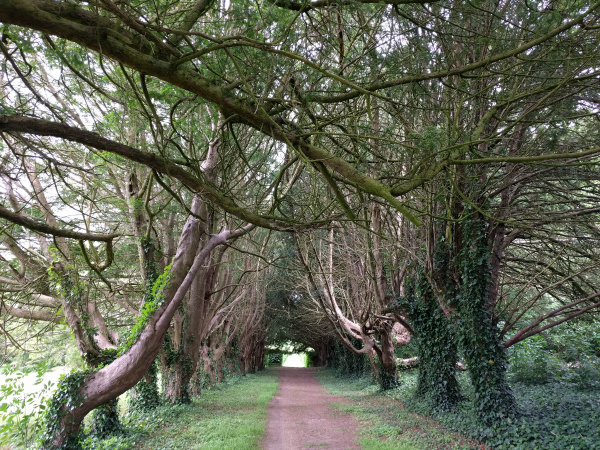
[0,204,118,242]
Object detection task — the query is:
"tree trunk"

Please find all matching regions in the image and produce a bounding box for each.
[401,269,463,411]
[40,199,244,448]
[457,214,517,422]
[377,327,398,390]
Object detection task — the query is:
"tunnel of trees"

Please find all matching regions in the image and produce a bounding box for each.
[0,0,599,448]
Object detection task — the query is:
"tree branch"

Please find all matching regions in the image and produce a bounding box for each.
[0,204,118,242]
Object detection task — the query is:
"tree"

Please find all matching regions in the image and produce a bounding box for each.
[2,0,600,445]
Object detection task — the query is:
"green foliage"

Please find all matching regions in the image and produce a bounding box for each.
[47,267,102,356]
[546,323,600,361]
[394,370,600,449]
[87,348,122,438]
[79,371,278,450]
[330,339,372,379]
[90,398,121,438]
[376,359,400,391]
[455,214,517,423]
[508,331,600,389]
[398,266,463,411]
[120,262,172,355]
[80,405,178,450]
[39,368,94,450]
[0,361,55,448]
[508,335,566,385]
[265,350,283,366]
[394,338,418,361]
[568,355,600,388]
[305,349,318,367]
[190,364,211,393]
[81,434,134,450]
[393,214,517,420]
[317,369,482,450]
[128,360,160,412]
[160,330,193,404]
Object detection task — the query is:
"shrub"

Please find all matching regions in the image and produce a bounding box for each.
[266,351,283,366]
[0,361,55,448]
[508,335,566,385]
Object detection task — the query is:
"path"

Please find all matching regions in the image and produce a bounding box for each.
[263,367,361,450]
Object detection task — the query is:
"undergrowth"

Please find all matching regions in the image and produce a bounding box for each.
[393,370,600,449]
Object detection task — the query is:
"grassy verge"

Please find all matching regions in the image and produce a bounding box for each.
[130,370,278,450]
[1,366,277,450]
[315,369,486,450]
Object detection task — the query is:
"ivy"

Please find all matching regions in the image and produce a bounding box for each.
[160,331,192,405]
[128,360,160,412]
[329,339,372,379]
[39,369,93,450]
[455,213,518,423]
[88,349,122,437]
[119,262,172,355]
[124,237,163,410]
[397,266,463,412]
[47,266,100,356]
[376,357,400,391]
[391,214,517,421]
[90,398,120,438]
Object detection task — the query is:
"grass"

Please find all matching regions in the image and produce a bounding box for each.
[315,369,486,450]
[132,370,278,450]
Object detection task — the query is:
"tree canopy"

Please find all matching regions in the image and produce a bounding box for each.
[1,0,600,447]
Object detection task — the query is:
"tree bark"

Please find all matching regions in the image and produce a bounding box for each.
[42,197,249,448]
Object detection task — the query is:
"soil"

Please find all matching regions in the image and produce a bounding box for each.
[263,367,361,450]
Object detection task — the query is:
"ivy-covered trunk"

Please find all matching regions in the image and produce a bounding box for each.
[90,398,120,438]
[163,363,191,404]
[161,328,192,404]
[128,237,162,411]
[161,202,212,404]
[49,267,125,439]
[457,214,517,422]
[406,270,462,410]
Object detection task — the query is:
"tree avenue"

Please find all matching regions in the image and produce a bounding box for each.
[0,0,599,448]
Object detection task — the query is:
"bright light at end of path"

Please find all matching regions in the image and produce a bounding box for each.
[282,353,306,367]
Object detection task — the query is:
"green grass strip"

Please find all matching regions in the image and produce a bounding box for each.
[315,370,484,450]
[135,370,278,450]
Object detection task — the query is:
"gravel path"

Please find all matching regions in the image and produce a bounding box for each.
[263,367,361,450]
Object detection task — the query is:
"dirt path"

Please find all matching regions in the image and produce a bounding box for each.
[263,367,361,450]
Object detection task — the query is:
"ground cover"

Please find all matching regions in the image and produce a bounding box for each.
[393,370,600,450]
[316,369,486,450]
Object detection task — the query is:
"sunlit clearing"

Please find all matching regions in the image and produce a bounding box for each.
[282,353,306,367]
